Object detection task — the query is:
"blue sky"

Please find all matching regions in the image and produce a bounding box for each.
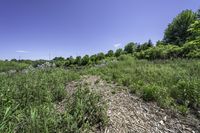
[0,0,200,60]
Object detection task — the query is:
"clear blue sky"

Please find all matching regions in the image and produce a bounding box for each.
[0,0,200,60]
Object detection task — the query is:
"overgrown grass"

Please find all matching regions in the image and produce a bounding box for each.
[85,55,200,115]
[0,61,29,72]
[0,68,107,132]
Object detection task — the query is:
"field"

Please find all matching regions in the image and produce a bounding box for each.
[0,61,30,73]
[86,56,200,114]
[0,68,107,132]
[0,56,200,132]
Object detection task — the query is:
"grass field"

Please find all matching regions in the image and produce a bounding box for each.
[0,56,200,132]
[0,68,107,132]
[0,61,30,73]
[85,55,200,114]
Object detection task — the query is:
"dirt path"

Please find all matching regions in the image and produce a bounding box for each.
[65,75,200,133]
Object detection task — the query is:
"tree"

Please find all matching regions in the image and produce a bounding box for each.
[74,56,81,65]
[197,9,200,20]
[11,59,17,62]
[163,10,197,46]
[183,20,200,58]
[64,60,71,67]
[81,55,90,66]
[53,57,65,61]
[156,40,166,46]
[90,54,97,64]
[137,40,153,52]
[187,20,200,41]
[68,56,75,65]
[124,42,137,54]
[115,48,123,57]
[106,50,114,57]
[96,52,105,60]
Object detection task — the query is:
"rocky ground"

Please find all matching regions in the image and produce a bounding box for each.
[59,75,200,133]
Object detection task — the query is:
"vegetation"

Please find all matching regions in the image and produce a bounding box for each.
[85,55,200,114]
[0,69,107,132]
[0,61,30,72]
[163,10,197,46]
[0,8,200,132]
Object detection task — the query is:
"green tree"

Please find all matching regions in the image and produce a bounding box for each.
[81,55,90,66]
[187,20,200,41]
[156,40,166,46]
[74,56,81,65]
[11,59,17,62]
[183,20,200,58]
[68,56,75,65]
[96,52,105,60]
[124,42,137,54]
[53,57,65,61]
[64,60,71,67]
[137,40,153,52]
[90,54,97,64]
[115,48,123,57]
[106,50,114,57]
[163,10,197,46]
[197,9,200,20]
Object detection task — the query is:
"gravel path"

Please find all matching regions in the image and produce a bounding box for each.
[65,75,200,133]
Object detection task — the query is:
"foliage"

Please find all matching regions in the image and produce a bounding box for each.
[90,54,98,64]
[81,55,90,66]
[53,57,65,61]
[74,56,82,65]
[197,9,200,20]
[106,50,114,57]
[96,52,105,60]
[135,45,183,60]
[0,69,107,132]
[0,61,29,72]
[124,42,137,54]
[67,56,75,65]
[85,57,200,113]
[115,48,123,57]
[58,87,107,132]
[187,20,200,42]
[136,40,153,52]
[163,10,197,46]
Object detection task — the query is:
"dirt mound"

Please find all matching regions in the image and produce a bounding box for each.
[64,75,200,133]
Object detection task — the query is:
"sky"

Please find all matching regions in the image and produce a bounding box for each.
[0,0,200,60]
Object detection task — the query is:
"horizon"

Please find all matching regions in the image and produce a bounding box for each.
[0,0,200,60]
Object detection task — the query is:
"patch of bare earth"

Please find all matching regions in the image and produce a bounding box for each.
[58,75,200,133]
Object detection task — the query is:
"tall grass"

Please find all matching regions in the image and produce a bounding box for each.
[0,61,29,72]
[0,68,107,132]
[85,55,200,115]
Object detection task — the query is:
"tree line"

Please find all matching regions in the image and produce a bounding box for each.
[52,9,200,67]
[8,9,200,67]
